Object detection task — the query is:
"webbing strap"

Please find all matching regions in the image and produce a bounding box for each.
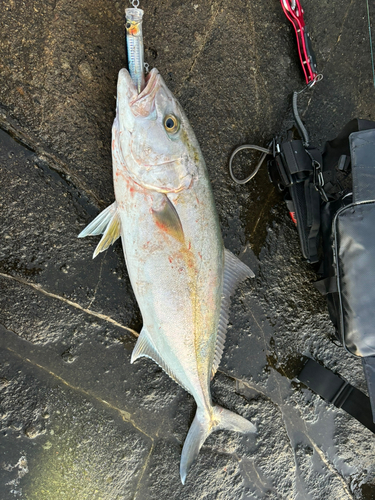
[306,181,321,263]
[298,358,375,432]
[314,276,338,295]
[362,357,375,422]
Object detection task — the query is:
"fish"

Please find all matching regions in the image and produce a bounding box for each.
[78,67,256,483]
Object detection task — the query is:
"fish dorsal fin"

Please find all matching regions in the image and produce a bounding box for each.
[211,249,255,378]
[78,202,121,259]
[131,327,190,393]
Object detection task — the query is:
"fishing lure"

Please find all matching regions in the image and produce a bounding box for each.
[125,3,145,93]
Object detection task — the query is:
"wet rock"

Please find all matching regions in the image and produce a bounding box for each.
[0,377,9,390]
[0,347,151,500]
[78,61,93,80]
[1,0,375,497]
[0,129,140,340]
[24,423,46,439]
[60,346,78,364]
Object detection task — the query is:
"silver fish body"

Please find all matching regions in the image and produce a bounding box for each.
[79,67,256,483]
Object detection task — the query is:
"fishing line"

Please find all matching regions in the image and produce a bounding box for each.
[366,0,375,87]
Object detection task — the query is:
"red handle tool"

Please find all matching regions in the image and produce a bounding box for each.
[280,0,318,84]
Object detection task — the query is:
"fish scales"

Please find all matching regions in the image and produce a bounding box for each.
[79,67,256,483]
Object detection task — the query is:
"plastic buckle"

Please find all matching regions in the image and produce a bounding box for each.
[272,137,281,158]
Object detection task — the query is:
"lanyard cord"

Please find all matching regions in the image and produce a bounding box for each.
[228,144,272,185]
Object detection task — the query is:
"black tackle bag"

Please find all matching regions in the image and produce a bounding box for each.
[268,119,375,431]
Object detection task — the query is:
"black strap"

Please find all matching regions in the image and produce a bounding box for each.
[298,358,375,433]
[362,357,375,422]
[314,276,338,295]
[306,181,321,262]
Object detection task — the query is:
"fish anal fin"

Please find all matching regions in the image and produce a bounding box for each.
[211,249,255,378]
[130,327,158,364]
[131,327,190,393]
[152,194,184,244]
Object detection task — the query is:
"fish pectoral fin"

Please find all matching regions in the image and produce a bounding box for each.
[211,249,255,378]
[78,202,121,259]
[131,327,190,393]
[151,193,184,244]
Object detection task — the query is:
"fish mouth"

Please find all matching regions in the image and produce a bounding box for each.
[129,68,160,117]
[135,68,160,100]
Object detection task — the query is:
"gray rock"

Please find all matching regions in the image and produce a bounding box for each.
[1,0,375,497]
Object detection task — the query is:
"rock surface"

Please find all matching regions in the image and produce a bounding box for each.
[1,0,375,498]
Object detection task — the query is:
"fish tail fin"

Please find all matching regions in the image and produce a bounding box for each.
[180,405,255,485]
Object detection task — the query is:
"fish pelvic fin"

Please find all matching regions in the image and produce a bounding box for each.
[180,405,256,485]
[78,202,121,259]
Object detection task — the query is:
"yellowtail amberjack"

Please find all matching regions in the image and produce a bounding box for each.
[79,20,256,485]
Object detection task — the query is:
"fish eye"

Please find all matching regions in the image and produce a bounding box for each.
[164,115,179,134]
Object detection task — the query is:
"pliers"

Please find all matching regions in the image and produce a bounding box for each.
[280,0,318,84]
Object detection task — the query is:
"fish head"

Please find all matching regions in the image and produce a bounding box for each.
[114,68,200,193]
